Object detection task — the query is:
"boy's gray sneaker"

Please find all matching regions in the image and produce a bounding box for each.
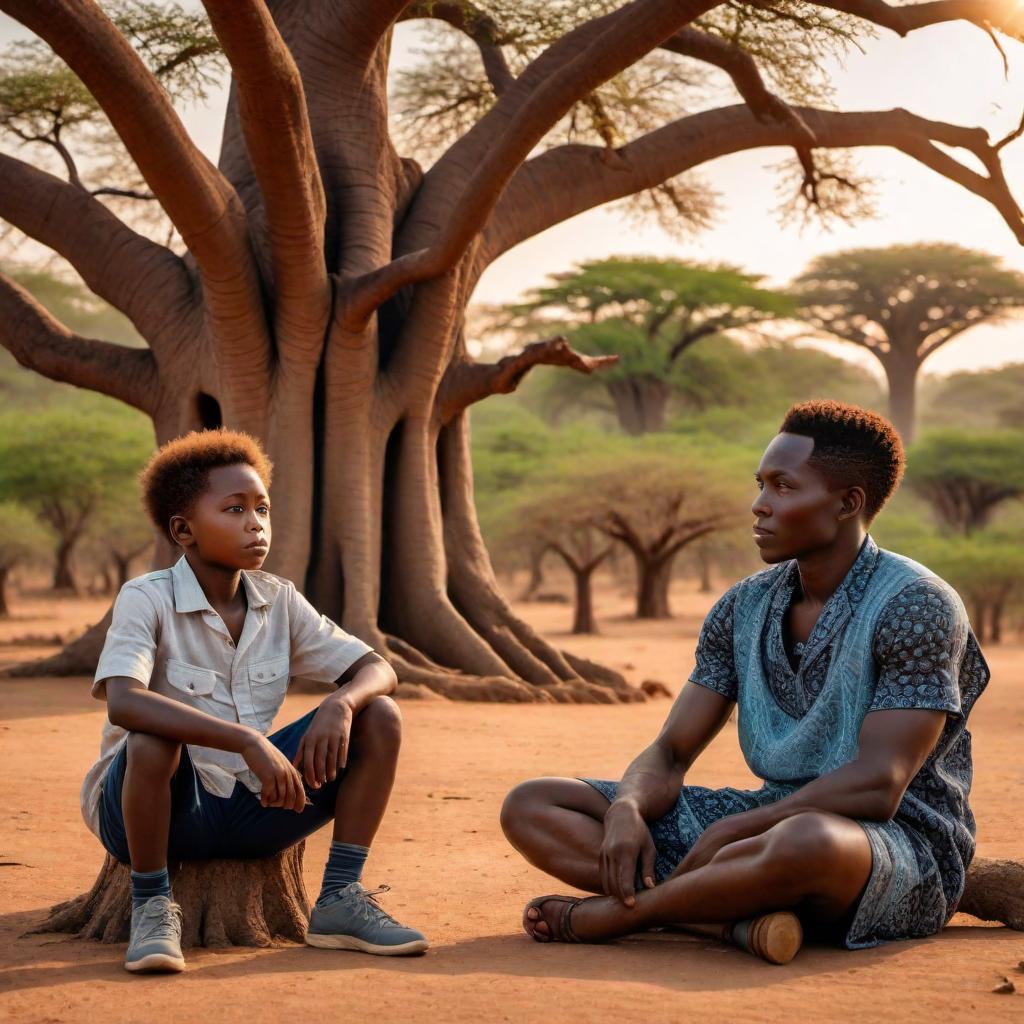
[125,895,185,973]
[305,883,429,956]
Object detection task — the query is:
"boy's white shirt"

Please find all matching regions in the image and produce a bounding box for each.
[80,555,372,837]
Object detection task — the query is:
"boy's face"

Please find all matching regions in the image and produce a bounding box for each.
[171,462,272,571]
[750,432,856,564]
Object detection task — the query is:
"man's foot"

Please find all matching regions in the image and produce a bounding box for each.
[125,895,185,973]
[305,883,429,956]
[524,894,621,943]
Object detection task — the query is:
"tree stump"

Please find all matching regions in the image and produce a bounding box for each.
[30,842,309,947]
[960,857,1024,931]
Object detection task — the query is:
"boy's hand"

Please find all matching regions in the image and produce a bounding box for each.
[293,691,354,789]
[241,733,307,813]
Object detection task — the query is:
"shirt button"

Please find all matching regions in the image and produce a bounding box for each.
[188,684,195,691]
[226,638,234,647]
[256,672,264,679]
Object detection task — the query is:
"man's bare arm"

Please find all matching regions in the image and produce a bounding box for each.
[600,682,734,904]
[613,682,735,820]
[674,708,947,874]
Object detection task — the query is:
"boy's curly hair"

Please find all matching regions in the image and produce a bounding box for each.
[140,429,273,539]
[779,400,904,523]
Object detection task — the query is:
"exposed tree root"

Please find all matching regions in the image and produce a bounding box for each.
[29,845,309,947]
[4,612,111,678]
[960,857,1024,930]
[387,650,550,702]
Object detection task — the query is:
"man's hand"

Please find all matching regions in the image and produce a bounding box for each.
[292,691,354,789]
[600,799,658,907]
[241,733,307,813]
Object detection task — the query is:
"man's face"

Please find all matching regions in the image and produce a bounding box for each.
[751,433,848,563]
[175,462,272,571]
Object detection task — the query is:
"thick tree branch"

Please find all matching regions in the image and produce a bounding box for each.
[661,28,816,145]
[347,0,717,326]
[0,271,160,415]
[808,0,1024,37]
[438,336,618,425]
[400,2,514,95]
[1,0,272,403]
[0,152,192,340]
[200,0,330,358]
[484,105,1024,261]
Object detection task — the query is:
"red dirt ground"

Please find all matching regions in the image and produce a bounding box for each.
[2,579,1023,1022]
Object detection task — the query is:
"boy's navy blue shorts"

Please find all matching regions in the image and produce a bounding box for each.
[98,708,342,864]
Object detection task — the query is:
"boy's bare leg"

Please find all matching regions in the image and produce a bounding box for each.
[331,695,402,845]
[122,732,181,871]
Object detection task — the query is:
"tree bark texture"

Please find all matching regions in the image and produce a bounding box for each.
[31,845,310,947]
[3,0,1024,697]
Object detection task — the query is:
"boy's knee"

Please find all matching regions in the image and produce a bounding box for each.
[125,732,181,777]
[353,695,402,748]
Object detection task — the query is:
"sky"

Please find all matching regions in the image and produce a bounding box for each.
[3,8,1024,378]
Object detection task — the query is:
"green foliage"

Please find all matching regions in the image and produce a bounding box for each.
[920,363,1024,431]
[0,407,153,541]
[0,501,53,571]
[794,244,1024,356]
[906,430,1024,533]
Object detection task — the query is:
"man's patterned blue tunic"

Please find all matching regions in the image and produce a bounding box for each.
[584,536,989,948]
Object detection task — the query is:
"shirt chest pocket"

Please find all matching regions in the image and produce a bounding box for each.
[248,655,290,716]
[165,658,218,699]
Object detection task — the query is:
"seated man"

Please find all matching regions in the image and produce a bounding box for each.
[501,401,989,957]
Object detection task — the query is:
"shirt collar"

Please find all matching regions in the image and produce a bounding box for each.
[170,555,271,613]
[782,533,879,608]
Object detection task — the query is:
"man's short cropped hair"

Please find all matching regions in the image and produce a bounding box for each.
[779,400,904,522]
[140,428,273,539]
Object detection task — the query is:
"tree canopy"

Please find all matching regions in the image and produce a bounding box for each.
[793,244,1024,442]
[906,429,1024,535]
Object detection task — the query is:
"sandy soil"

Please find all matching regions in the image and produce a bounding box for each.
[2,578,1023,1023]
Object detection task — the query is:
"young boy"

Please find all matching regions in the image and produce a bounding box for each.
[81,429,428,973]
[502,401,989,957]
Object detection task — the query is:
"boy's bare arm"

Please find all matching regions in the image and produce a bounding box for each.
[104,678,306,812]
[292,652,397,789]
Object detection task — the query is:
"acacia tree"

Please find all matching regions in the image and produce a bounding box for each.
[907,430,1024,535]
[499,257,793,434]
[3,0,1024,700]
[0,502,52,616]
[793,245,1024,443]
[492,480,615,636]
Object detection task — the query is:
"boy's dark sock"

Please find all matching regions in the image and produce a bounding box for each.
[131,867,171,910]
[317,841,369,905]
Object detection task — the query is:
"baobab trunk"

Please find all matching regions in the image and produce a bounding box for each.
[0,566,9,617]
[881,351,920,444]
[607,378,671,435]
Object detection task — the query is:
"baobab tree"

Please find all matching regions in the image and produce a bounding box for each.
[793,245,1024,443]
[3,0,1024,701]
